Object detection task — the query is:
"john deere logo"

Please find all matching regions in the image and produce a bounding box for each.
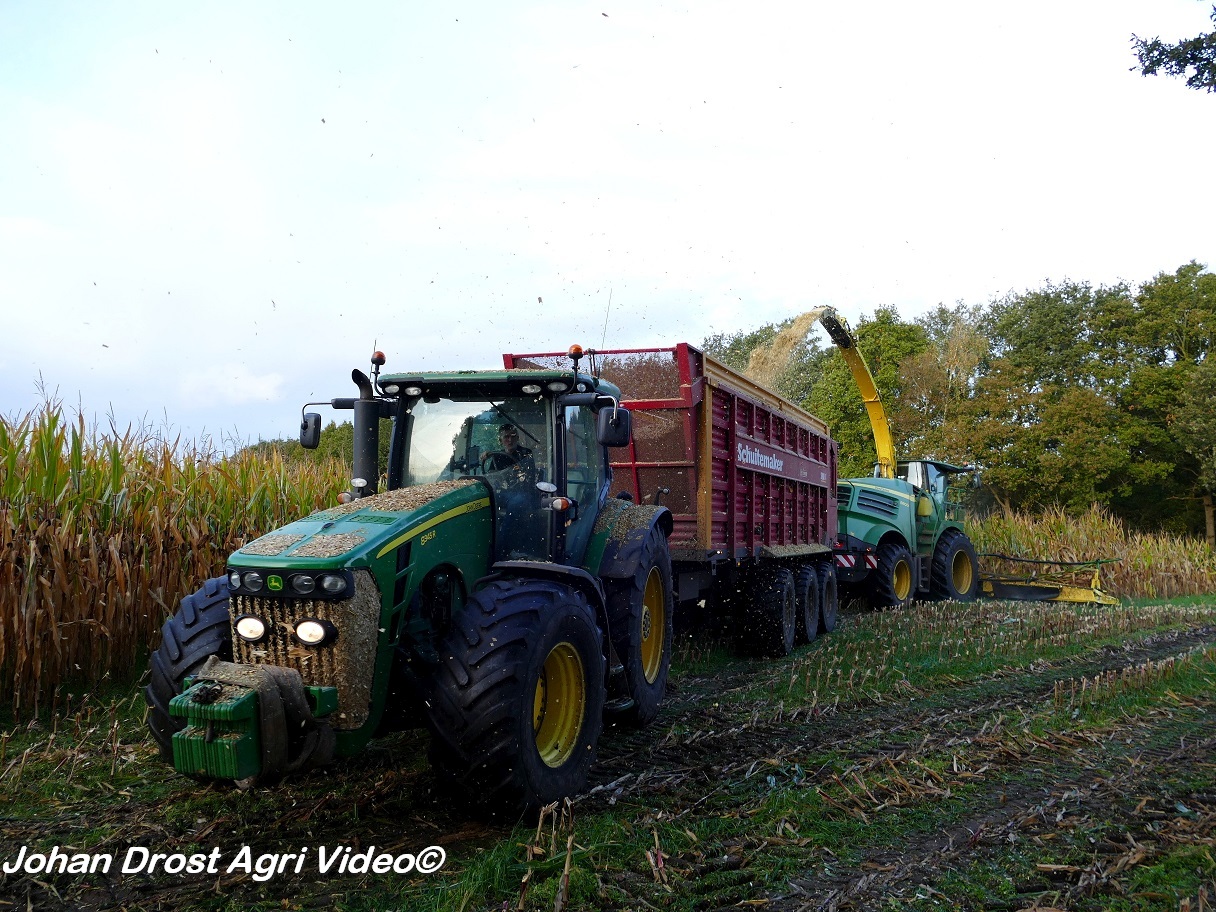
[267,575,284,592]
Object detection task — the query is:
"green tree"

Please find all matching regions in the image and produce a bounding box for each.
[1133,6,1216,93]
[1175,358,1216,548]
[895,303,987,463]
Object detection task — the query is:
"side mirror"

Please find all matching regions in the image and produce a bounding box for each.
[596,407,632,447]
[300,412,321,450]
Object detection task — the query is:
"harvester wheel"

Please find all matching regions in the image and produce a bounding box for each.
[423,578,605,816]
[817,562,839,634]
[794,564,819,645]
[870,543,916,609]
[606,524,674,727]
[742,566,797,657]
[930,529,979,601]
[144,577,233,759]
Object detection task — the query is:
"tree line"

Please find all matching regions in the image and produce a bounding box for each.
[702,262,1216,546]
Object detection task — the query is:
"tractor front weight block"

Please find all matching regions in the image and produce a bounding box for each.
[169,657,337,785]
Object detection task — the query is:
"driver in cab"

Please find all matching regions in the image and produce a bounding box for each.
[481,424,533,472]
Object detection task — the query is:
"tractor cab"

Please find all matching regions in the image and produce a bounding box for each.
[301,354,632,569]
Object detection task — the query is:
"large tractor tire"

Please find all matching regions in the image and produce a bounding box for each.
[869,543,916,610]
[423,578,606,816]
[817,562,839,634]
[605,525,674,727]
[144,577,234,759]
[930,529,980,601]
[794,564,819,645]
[741,566,797,657]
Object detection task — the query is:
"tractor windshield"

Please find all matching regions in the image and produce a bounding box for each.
[407,395,553,560]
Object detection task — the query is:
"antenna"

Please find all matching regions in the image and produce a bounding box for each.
[599,287,613,349]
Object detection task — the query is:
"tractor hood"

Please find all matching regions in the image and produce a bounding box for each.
[228,479,490,576]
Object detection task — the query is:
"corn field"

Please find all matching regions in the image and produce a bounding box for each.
[0,404,344,717]
[2,404,1215,719]
[967,504,1216,600]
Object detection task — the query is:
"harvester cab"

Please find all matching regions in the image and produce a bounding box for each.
[146,346,675,815]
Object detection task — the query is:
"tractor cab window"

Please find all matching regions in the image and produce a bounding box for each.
[563,404,605,566]
[407,395,553,561]
[899,461,929,491]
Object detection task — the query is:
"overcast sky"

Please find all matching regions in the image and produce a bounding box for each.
[2,1,1214,446]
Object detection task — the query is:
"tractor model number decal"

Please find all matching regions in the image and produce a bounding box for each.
[420,530,436,546]
[375,497,493,558]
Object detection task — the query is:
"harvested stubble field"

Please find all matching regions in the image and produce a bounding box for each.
[3,596,1216,912]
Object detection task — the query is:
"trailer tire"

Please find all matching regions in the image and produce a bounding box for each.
[742,566,797,657]
[144,577,233,759]
[423,578,606,816]
[605,525,673,727]
[794,565,819,645]
[817,563,839,634]
[870,543,916,609]
[930,529,979,601]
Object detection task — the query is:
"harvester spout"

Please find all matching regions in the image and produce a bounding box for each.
[816,308,896,480]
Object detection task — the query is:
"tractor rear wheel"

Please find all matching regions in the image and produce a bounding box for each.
[144,577,234,759]
[930,529,979,601]
[605,524,673,727]
[817,562,839,634]
[742,566,797,657]
[794,564,819,645]
[423,578,606,816]
[870,543,916,609]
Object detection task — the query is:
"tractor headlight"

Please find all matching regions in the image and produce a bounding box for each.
[242,571,264,592]
[289,573,317,595]
[234,615,267,643]
[295,618,338,646]
[319,574,348,595]
[228,570,242,590]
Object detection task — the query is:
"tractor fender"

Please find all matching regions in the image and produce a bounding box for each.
[596,505,673,581]
[481,560,607,615]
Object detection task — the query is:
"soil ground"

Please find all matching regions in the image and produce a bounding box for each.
[2,600,1215,911]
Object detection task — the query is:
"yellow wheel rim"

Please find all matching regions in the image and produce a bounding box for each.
[952,550,974,593]
[533,642,586,768]
[640,567,666,684]
[893,559,912,601]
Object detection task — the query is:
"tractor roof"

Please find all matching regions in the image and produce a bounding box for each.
[378,369,623,400]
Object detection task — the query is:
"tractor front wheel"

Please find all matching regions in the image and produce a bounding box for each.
[870,543,916,609]
[930,529,979,601]
[144,577,234,759]
[423,578,606,816]
[606,524,674,727]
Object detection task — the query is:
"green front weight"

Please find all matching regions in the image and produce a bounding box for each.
[170,681,261,780]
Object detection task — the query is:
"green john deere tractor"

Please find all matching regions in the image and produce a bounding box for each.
[145,349,674,814]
